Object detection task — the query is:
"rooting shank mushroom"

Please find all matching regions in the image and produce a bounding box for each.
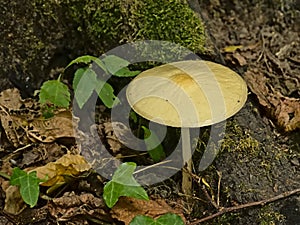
[126,60,247,194]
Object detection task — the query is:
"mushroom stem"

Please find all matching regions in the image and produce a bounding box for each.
[181,128,193,195]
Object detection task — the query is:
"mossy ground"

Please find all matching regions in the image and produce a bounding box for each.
[0,0,299,224]
[0,0,208,94]
[188,98,299,224]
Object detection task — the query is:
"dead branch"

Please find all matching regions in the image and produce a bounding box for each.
[190,188,300,224]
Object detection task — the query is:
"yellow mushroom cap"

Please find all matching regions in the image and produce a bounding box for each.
[126,60,247,128]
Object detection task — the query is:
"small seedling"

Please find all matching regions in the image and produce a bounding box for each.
[38,55,140,113]
[39,75,70,118]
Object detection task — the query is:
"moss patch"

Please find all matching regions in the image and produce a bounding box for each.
[0,0,207,92]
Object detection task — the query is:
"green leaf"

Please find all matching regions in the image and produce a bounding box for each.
[113,67,140,77]
[130,213,184,225]
[74,67,119,109]
[66,55,97,67]
[130,215,154,225]
[102,55,130,75]
[142,126,166,162]
[66,55,107,72]
[39,79,70,108]
[110,162,139,186]
[73,67,98,109]
[130,111,138,123]
[95,79,120,108]
[155,213,184,225]
[103,162,149,208]
[10,168,44,208]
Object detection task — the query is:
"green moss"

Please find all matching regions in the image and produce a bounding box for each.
[69,0,206,55]
[258,205,285,225]
[220,120,260,156]
[1,0,207,91]
[132,0,206,52]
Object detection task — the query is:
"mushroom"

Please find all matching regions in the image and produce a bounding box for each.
[126,60,247,195]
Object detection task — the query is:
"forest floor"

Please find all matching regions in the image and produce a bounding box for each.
[0,0,299,225]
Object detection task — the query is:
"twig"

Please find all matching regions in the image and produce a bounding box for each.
[3,144,33,162]
[133,160,175,174]
[201,184,219,210]
[190,188,300,224]
[187,170,220,210]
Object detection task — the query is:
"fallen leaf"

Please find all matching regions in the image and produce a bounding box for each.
[0,88,23,110]
[48,192,112,223]
[33,153,91,190]
[245,69,300,131]
[4,185,27,215]
[233,52,247,66]
[222,45,243,53]
[111,197,185,225]
[27,109,76,143]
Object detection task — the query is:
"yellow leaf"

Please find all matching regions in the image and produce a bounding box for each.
[201,177,211,189]
[33,153,91,188]
[222,45,243,53]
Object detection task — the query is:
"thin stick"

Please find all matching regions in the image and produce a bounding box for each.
[3,144,33,161]
[190,188,300,225]
[133,160,173,174]
[201,184,219,210]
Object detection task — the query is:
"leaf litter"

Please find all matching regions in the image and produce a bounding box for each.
[0,88,183,223]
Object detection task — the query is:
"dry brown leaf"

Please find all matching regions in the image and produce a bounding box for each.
[100,122,142,154]
[3,153,91,215]
[27,110,76,143]
[0,88,23,110]
[245,69,300,131]
[33,153,91,187]
[0,89,76,146]
[111,196,185,225]
[19,143,66,167]
[4,185,27,215]
[0,105,29,147]
[274,94,300,132]
[48,192,111,223]
[233,52,247,66]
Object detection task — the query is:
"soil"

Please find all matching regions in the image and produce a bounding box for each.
[0,0,299,225]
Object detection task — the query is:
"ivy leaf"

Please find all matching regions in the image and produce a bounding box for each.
[103,162,149,208]
[39,79,70,108]
[130,215,154,225]
[10,168,44,208]
[95,79,120,108]
[130,213,184,225]
[142,126,166,162]
[73,67,98,109]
